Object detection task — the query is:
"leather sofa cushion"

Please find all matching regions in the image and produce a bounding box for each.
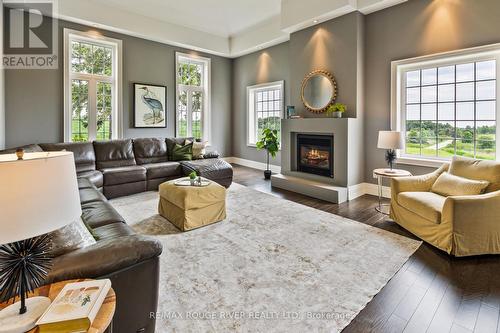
[93,222,135,240]
[397,192,447,224]
[81,201,125,228]
[166,137,193,160]
[449,156,500,193]
[102,166,147,186]
[94,139,136,169]
[77,178,94,190]
[181,158,233,181]
[133,138,168,165]
[0,144,43,154]
[79,187,107,205]
[77,170,104,188]
[40,142,96,173]
[143,162,182,179]
[48,234,162,284]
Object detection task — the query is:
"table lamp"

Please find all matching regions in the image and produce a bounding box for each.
[0,151,81,333]
[377,131,404,172]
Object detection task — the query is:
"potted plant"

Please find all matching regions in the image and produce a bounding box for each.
[256,128,279,180]
[189,171,197,185]
[326,103,347,118]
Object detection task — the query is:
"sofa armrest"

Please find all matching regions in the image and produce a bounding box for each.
[442,190,500,233]
[391,164,448,199]
[47,235,163,283]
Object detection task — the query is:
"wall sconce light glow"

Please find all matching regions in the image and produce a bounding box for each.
[418,0,461,52]
[304,27,331,69]
[87,30,102,37]
[256,52,271,83]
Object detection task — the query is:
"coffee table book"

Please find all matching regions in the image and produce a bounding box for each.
[35,279,111,333]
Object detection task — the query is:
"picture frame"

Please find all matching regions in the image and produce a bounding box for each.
[133,83,167,128]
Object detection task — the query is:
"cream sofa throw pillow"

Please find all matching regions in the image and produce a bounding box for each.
[431,172,489,197]
[185,139,208,159]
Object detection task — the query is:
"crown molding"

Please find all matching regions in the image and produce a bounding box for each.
[46,0,408,58]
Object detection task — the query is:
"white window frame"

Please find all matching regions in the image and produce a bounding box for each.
[391,43,500,167]
[175,52,211,142]
[246,81,285,147]
[63,28,123,142]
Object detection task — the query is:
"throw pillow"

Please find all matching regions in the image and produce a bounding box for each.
[49,218,97,256]
[431,172,489,197]
[186,140,208,159]
[171,142,193,161]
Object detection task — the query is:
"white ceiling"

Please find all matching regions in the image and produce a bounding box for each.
[96,0,282,37]
[56,0,408,58]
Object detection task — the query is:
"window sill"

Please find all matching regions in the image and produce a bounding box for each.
[396,156,449,168]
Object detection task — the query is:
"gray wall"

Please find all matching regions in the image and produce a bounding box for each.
[231,12,365,166]
[290,12,363,118]
[364,0,500,183]
[232,42,290,166]
[4,17,233,156]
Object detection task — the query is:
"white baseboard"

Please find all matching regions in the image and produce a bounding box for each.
[362,182,391,199]
[223,157,281,173]
[225,157,391,201]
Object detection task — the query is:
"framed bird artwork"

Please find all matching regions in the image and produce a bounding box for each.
[133,83,167,128]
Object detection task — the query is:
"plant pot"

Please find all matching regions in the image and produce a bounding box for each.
[264,170,272,180]
[332,111,343,118]
[190,179,195,185]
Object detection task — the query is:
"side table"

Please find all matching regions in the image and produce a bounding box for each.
[0,279,116,333]
[373,168,412,215]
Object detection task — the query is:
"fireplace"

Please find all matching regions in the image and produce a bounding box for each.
[297,134,334,177]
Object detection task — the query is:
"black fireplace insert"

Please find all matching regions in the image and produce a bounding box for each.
[296,134,334,177]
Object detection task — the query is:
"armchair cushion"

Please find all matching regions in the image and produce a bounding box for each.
[391,164,449,197]
[449,156,500,193]
[397,192,446,224]
[431,172,489,197]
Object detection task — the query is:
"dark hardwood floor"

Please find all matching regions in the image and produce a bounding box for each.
[232,164,500,333]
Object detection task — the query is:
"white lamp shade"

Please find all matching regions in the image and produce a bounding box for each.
[0,152,81,245]
[378,131,404,150]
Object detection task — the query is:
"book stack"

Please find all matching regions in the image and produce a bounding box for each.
[36,279,111,333]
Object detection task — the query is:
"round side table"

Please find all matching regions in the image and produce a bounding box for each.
[0,279,116,333]
[373,168,412,215]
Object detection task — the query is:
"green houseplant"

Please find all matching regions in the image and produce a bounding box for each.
[256,128,280,180]
[189,171,197,185]
[326,103,347,118]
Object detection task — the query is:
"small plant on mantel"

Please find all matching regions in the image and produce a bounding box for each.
[256,128,280,180]
[326,103,347,118]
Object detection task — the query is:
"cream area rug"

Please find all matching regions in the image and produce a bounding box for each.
[110,183,421,333]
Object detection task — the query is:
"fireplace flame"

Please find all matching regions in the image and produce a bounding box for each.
[306,149,328,160]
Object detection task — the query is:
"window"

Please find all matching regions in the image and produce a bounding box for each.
[64,29,122,142]
[247,81,284,146]
[176,53,211,142]
[392,45,500,166]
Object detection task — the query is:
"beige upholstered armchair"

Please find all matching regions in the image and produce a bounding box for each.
[390,156,500,257]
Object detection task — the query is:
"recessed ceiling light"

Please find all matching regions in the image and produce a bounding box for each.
[313,20,318,23]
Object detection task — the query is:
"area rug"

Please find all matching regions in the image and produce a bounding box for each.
[110,183,421,332]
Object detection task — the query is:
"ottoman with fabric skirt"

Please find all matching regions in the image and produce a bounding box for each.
[158,178,227,231]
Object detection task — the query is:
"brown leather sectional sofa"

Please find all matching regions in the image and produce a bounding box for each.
[39,137,233,198]
[0,137,233,333]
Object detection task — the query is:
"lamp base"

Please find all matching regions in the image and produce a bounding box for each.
[0,297,51,333]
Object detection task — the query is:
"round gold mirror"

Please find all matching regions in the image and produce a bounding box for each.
[301,70,337,113]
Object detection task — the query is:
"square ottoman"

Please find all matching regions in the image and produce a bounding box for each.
[158,178,227,231]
